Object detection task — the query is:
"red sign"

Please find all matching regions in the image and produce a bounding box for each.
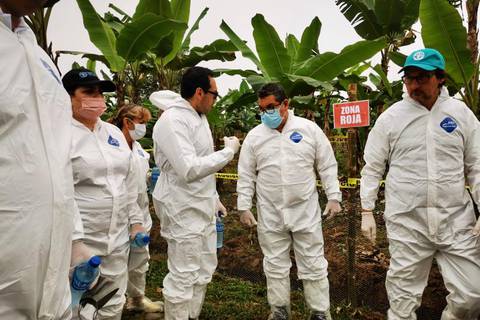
[333,100,370,129]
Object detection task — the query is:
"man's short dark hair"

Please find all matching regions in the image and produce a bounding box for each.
[180,66,214,99]
[257,83,287,103]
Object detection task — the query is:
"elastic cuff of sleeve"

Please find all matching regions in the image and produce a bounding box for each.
[72,235,85,242]
[361,210,373,215]
[327,193,342,202]
[223,147,234,155]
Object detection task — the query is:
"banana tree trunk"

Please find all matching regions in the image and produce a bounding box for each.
[467,0,479,63]
[467,0,480,115]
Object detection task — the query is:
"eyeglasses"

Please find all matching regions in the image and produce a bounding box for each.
[258,102,284,115]
[402,72,435,85]
[207,90,220,99]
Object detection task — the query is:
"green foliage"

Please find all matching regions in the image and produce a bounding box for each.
[335,0,420,40]
[251,14,292,79]
[220,20,267,77]
[171,39,237,69]
[294,38,386,81]
[420,0,474,86]
[71,0,236,105]
[294,17,321,65]
[208,81,259,137]
[132,0,172,20]
[335,0,383,40]
[76,0,125,71]
[117,15,187,62]
[221,14,385,98]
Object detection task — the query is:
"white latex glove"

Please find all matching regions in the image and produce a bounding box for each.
[130,223,146,241]
[224,136,240,154]
[239,210,257,227]
[361,211,377,245]
[473,218,480,236]
[216,199,228,217]
[70,240,100,289]
[71,240,92,269]
[322,200,342,219]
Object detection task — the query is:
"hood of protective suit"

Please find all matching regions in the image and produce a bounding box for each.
[149,90,193,112]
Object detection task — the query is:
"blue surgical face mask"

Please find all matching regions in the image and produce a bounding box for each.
[261,108,283,129]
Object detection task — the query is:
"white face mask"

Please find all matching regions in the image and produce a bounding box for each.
[129,123,146,140]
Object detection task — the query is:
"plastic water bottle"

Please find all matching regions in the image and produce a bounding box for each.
[131,232,150,248]
[216,215,224,250]
[150,167,160,193]
[71,256,101,307]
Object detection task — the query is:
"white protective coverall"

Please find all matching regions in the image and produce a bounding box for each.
[71,119,143,319]
[360,88,480,320]
[237,111,341,315]
[127,141,153,298]
[150,90,234,319]
[0,12,74,320]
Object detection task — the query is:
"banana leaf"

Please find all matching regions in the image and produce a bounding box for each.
[163,0,191,64]
[419,0,474,86]
[285,34,300,61]
[389,51,407,68]
[335,0,382,40]
[252,14,292,78]
[220,20,268,77]
[295,17,321,64]
[117,15,187,62]
[76,0,125,71]
[175,39,237,68]
[132,0,172,20]
[181,7,209,50]
[294,37,385,81]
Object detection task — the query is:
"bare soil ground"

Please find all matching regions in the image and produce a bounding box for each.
[128,175,451,320]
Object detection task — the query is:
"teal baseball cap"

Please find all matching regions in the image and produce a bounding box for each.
[400,48,445,72]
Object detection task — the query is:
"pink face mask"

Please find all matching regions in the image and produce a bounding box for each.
[78,97,107,120]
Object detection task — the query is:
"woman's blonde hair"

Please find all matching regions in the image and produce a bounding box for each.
[110,103,152,130]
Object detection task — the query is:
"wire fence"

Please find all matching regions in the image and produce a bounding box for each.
[147,137,451,320]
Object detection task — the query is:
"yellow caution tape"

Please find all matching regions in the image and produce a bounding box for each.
[215,173,383,189]
[215,173,239,181]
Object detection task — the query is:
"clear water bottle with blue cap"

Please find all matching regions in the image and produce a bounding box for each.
[71,256,101,307]
[131,232,150,248]
[216,213,224,250]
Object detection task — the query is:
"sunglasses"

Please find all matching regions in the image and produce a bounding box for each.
[402,72,435,85]
[207,90,220,99]
[258,101,284,115]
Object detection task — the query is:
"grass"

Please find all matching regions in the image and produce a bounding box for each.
[138,256,383,320]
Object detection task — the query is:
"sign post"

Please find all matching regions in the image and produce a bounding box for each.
[339,86,371,308]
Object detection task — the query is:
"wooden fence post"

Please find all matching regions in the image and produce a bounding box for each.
[346,83,358,308]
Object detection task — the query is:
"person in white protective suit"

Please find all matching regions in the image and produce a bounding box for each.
[149,66,240,320]
[110,103,164,313]
[63,68,146,320]
[237,83,342,320]
[360,48,480,320]
[0,0,82,318]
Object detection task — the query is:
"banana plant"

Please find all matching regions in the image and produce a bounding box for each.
[25,6,58,69]
[69,0,237,105]
[418,0,479,114]
[335,0,420,74]
[207,80,259,139]
[132,0,237,91]
[72,0,188,105]
[220,13,385,109]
